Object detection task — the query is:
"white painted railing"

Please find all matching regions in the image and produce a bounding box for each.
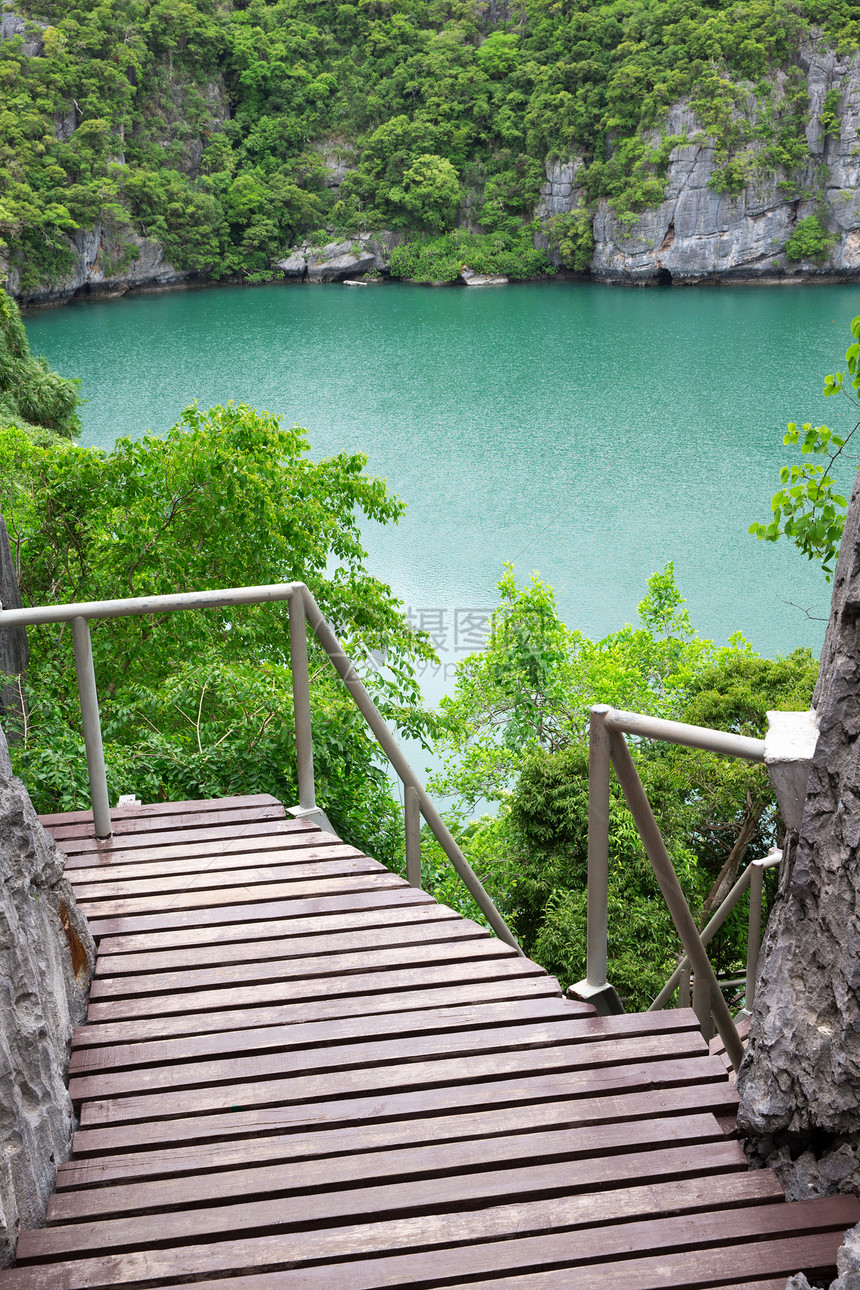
[0,582,521,952]
[571,704,792,1072]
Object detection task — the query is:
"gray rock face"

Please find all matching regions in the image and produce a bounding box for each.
[832,1222,860,1289]
[313,140,357,190]
[0,12,45,58]
[539,42,860,283]
[0,725,94,1265]
[277,233,396,282]
[738,464,860,1141]
[9,223,195,308]
[536,159,586,219]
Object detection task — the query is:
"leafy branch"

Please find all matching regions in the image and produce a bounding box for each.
[750,315,860,580]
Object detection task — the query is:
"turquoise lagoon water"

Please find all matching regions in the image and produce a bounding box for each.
[24,279,860,693]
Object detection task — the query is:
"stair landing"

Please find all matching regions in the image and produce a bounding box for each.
[1,793,855,1289]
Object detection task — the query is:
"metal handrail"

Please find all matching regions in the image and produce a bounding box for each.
[572,703,780,1072]
[0,581,522,953]
[648,848,782,1013]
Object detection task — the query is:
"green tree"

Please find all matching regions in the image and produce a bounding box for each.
[397,154,461,233]
[751,314,860,579]
[784,213,835,264]
[0,289,81,439]
[430,565,816,1008]
[0,405,437,864]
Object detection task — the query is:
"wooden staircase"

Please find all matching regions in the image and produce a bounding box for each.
[1,793,855,1289]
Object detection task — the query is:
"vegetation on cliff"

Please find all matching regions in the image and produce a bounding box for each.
[1,0,857,291]
[0,290,80,436]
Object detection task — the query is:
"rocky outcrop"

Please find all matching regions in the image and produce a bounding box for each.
[277,232,397,282]
[738,465,860,1280]
[738,463,860,1144]
[0,723,94,1266]
[8,224,198,308]
[0,11,45,58]
[539,42,860,283]
[11,33,860,301]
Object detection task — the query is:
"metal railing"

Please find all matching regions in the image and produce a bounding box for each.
[0,582,521,953]
[573,703,781,1072]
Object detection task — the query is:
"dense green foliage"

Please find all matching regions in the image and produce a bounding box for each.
[1,0,856,289]
[429,566,817,1008]
[0,288,80,436]
[784,214,835,264]
[0,405,437,866]
[752,314,860,580]
[389,226,550,282]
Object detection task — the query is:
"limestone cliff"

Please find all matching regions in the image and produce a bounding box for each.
[538,42,860,284]
[0,725,94,1265]
[8,21,860,301]
[5,223,198,308]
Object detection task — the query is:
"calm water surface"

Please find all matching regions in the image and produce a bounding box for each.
[25,280,860,690]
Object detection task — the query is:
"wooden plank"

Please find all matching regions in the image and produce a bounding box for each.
[59,1229,847,1290]
[115,1248,837,1290]
[51,809,293,850]
[71,974,565,1046]
[2,1173,788,1286]
[23,800,800,1290]
[53,813,301,852]
[56,1094,734,1189]
[92,900,463,957]
[67,997,593,1075]
[48,1115,738,1222]
[60,825,330,866]
[77,1032,713,1126]
[66,842,362,887]
[72,855,389,905]
[16,1186,850,1290]
[83,878,435,937]
[50,1109,732,1207]
[92,914,487,977]
[83,957,546,1024]
[68,1013,703,1101]
[75,868,405,920]
[40,793,282,828]
[88,939,532,1001]
[69,1054,737,1156]
[59,1094,736,1190]
[61,828,339,870]
[24,1141,751,1261]
[418,1229,854,1290]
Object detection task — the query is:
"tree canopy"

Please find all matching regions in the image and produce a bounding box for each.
[0,404,437,865]
[1,0,857,289]
[427,565,817,1008]
[0,290,80,437]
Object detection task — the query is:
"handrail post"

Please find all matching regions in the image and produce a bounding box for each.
[569,706,623,1015]
[743,853,773,1015]
[692,971,714,1042]
[70,616,111,839]
[288,587,316,813]
[405,785,421,888]
[608,731,744,1071]
[300,589,523,953]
